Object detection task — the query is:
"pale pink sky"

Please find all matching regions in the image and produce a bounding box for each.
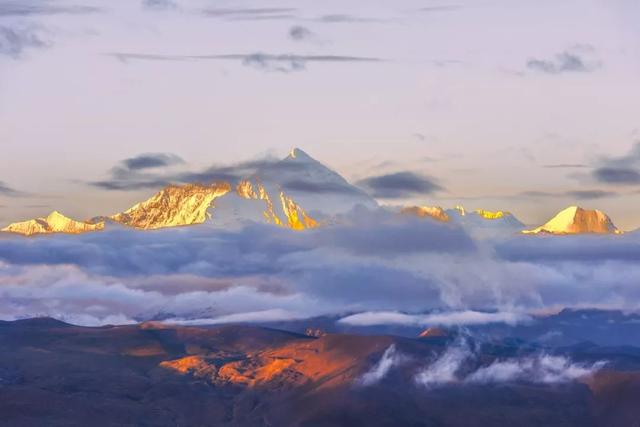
[1,0,639,228]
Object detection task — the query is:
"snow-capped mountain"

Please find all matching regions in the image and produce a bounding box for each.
[400,206,450,222]
[2,149,376,234]
[402,204,524,232]
[1,211,104,236]
[523,206,621,235]
[446,206,524,229]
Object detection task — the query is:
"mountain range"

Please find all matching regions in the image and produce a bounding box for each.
[0,149,623,236]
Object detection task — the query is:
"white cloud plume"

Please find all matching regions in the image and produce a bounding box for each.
[414,341,471,388]
[358,344,404,386]
[467,354,606,384]
[414,340,606,388]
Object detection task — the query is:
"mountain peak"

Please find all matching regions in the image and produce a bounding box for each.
[523,205,621,235]
[401,205,450,222]
[2,211,104,236]
[286,147,313,161]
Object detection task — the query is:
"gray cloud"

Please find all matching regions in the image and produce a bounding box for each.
[518,189,618,200]
[90,153,184,191]
[592,142,640,185]
[357,171,444,198]
[543,164,588,169]
[288,25,313,41]
[89,153,365,198]
[109,52,382,72]
[0,181,24,197]
[122,153,184,171]
[4,205,640,324]
[316,14,384,23]
[0,1,101,16]
[200,7,296,21]
[527,47,600,74]
[565,190,618,200]
[142,0,177,10]
[594,167,640,184]
[418,5,463,12]
[0,25,47,58]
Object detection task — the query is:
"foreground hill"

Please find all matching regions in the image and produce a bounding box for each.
[1,318,639,426]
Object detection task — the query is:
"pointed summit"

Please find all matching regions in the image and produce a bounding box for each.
[523,206,621,235]
[287,147,312,160]
[2,211,104,236]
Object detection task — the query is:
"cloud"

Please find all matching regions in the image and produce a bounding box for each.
[5,202,640,325]
[417,5,463,12]
[339,310,530,327]
[414,340,470,387]
[288,25,313,41]
[122,153,184,171]
[467,354,606,384]
[565,190,618,200]
[0,181,24,197]
[415,340,605,388]
[590,142,640,185]
[200,7,296,21]
[0,1,101,16]
[108,52,382,72]
[518,189,618,200]
[142,0,177,11]
[527,47,600,74]
[357,345,405,386]
[543,164,588,169]
[316,14,384,24]
[88,151,367,197]
[594,167,640,184]
[89,152,184,191]
[0,25,47,58]
[356,171,444,198]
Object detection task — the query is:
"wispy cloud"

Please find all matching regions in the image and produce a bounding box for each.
[414,339,605,388]
[592,142,640,185]
[527,46,601,74]
[89,152,184,191]
[518,189,618,200]
[417,5,463,12]
[316,14,385,24]
[543,164,588,169]
[356,171,444,199]
[0,181,25,197]
[0,24,47,58]
[467,354,606,384]
[0,1,101,17]
[108,52,383,73]
[357,345,405,386]
[200,7,296,21]
[289,25,313,41]
[142,0,177,11]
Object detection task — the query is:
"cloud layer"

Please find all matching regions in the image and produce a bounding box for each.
[1,202,640,326]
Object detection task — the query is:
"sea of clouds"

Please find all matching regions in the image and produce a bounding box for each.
[1,207,640,326]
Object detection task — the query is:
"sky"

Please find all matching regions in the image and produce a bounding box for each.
[1,0,640,228]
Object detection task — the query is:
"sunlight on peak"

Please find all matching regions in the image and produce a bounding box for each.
[523,205,621,235]
[475,209,511,220]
